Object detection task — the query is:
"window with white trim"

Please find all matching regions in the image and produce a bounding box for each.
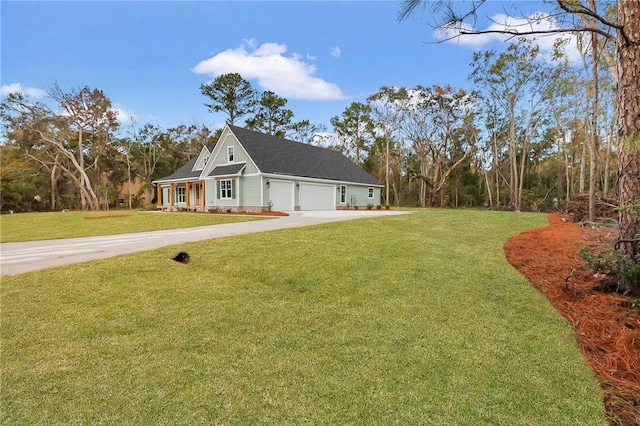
[219,179,234,199]
[177,186,186,203]
[340,185,347,204]
[368,187,374,199]
[227,146,234,162]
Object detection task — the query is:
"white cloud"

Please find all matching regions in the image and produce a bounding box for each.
[192,39,346,100]
[329,46,341,58]
[437,12,582,64]
[114,106,137,124]
[1,82,47,98]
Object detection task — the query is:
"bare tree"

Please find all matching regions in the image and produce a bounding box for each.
[367,87,409,206]
[1,87,118,211]
[400,0,640,293]
[404,85,477,207]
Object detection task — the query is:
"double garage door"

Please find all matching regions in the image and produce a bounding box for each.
[269,181,335,211]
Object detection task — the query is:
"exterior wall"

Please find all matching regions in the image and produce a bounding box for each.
[204,175,264,212]
[336,185,381,209]
[241,174,262,207]
[213,177,239,209]
[261,177,270,206]
[205,178,217,208]
[212,134,259,174]
[160,179,381,212]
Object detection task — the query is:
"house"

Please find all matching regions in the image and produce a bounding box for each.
[153,125,382,212]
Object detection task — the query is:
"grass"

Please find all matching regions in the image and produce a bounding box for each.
[0,210,266,242]
[0,210,606,425]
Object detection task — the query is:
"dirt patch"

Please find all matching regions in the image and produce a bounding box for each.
[84,215,132,220]
[504,213,640,425]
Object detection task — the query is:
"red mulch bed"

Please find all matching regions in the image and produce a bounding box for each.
[504,213,640,425]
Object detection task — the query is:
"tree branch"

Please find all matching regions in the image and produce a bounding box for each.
[459,26,615,42]
[556,0,623,33]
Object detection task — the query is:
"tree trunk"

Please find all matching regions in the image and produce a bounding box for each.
[588,0,599,223]
[484,167,493,207]
[579,121,587,193]
[50,157,59,211]
[603,124,613,196]
[493,131,500,207]
[518,138,527,211]
[508,96,519,210]
[385,135,390,206]
[419,155,428,207]
[616,0,640,293]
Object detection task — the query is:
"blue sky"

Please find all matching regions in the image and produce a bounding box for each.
[2,1,571,133]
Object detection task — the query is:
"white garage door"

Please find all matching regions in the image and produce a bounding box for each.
[299,183,336,210]
[269,180,294,212]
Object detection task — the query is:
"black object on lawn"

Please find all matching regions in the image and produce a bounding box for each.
[173,252,191,264]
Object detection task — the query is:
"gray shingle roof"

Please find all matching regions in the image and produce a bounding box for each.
[229,125,382,186]
[209,162,246,177]
[155,157,200,181]
[155,126,382,186]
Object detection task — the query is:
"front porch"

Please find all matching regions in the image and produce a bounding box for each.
[156,181,207,212]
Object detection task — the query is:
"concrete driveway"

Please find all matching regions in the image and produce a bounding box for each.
[0,210,408,277]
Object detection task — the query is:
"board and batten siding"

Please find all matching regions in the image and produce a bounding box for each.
[211,134,258,174]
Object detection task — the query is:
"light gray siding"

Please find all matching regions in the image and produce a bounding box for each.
[205,178,216,207]
[336,184,381,207]
[212,134,259,174]
[241,175,262,206]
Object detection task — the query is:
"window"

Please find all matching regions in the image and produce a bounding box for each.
[340,185,347,204]
[195,155,209,171]
[177,186,186,203]
[227,146,234,162]
[368,187,374,199]
[219,179,235,199]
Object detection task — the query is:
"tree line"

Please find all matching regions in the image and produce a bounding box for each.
[0,34,616,216]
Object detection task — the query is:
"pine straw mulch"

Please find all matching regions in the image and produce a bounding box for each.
[504,213,640,426]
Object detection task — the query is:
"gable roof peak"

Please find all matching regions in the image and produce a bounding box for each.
[227,125,381,186]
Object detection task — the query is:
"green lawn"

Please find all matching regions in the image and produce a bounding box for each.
[0,210,266,242]
[0,210,606,425]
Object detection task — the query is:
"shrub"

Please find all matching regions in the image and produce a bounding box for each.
[579,246,640,293]
[366,204,373,210]
[376,205,382,210]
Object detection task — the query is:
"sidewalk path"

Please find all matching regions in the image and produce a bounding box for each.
[0,210,408,277]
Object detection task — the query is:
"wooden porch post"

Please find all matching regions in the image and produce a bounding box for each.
[170,183,175,207]
[186,182,191,207]
[156,184,162,206]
